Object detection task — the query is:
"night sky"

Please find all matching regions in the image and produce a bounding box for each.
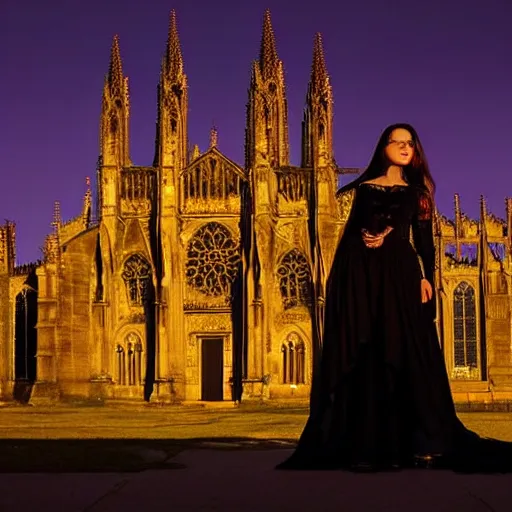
[3,0,511,264]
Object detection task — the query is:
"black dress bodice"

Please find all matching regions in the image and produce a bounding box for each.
[344,183,435,287]
[350,183,416,239]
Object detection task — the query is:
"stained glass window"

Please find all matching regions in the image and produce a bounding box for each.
[453,281,478,368]
[185,223,240,296]
[276,249,311,309]
[121,254,151,305]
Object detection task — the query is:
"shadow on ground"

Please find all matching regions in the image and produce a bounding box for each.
[0,437,296,473]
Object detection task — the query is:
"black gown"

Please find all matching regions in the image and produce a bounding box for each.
[277,182,512,472]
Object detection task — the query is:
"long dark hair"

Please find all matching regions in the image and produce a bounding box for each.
[338,123,435,199]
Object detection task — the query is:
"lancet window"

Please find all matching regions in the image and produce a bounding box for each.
[185,222,240,296]
[110,115,118,132]
[276,249,311,309]
[121,169,155,201]
[183,157,242,201]
[281,334,305,384]
[453,281,478,368]
[115,332,143,386]
[121,254,151,306]
[276,170,310,202]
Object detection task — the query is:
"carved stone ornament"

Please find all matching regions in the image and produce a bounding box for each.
[276,311,310,327]
[187,313,231,332]
[336,187,355,223]
[275,223,295,245]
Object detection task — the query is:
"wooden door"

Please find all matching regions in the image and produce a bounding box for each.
[201,337,224,401]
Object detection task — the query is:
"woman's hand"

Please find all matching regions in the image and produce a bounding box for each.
[421,278,433,303]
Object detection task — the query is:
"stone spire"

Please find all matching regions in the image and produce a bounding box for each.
[246,9,289,170]
[100,35,130,167]
[164,10,184,80]
[310,33,328,90]
[301,32,333,170]
[154,10,188,180]
[259,9,279,79]
[107,35,125,96]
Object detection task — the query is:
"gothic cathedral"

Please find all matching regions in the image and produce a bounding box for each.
[1,11,511,405]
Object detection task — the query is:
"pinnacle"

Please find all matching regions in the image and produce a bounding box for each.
[108,35,124,91]
[209,126,218,148]
[259,9,279,79]
[480,194,487,216]
[165,9,183,79]
[311,32,328,88]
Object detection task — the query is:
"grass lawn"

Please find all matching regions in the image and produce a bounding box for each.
[0,402,511,472]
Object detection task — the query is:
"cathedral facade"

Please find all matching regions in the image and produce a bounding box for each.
[0,11,511,405]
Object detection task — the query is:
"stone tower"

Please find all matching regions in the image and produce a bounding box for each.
[152,10,189,398]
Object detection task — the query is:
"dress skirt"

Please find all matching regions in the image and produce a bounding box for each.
[277,228,512,472]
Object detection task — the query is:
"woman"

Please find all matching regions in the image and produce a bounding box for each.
[277,123,512,472]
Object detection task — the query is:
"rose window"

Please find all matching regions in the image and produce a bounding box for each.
[186,223,240,296]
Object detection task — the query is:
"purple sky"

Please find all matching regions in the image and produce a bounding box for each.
[3,0,511,264]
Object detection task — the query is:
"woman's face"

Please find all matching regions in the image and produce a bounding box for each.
[384,128,415,166]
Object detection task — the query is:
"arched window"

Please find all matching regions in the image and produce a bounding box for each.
[276,250,311,309]
[185,222,240,296]
[281,333,306,384]
[14,288,37,382]
[318,122,325,140]
[121,254,151,306]
[453,281,477,368]
[115,332,143,386]
[109,114,118,133]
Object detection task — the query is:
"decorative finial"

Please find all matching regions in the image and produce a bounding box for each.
[506,197,512,250]
[454,193,460,214]
[453,194,461,259]
[209,126,218,148]
[191,144,200,160]
[83,177,92,226]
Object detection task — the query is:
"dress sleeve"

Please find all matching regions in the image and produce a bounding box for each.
[411,189,435,286]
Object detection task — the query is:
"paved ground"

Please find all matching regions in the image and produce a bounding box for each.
[1,448,512,512]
